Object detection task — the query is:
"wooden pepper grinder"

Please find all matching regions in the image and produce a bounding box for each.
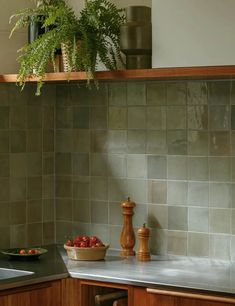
[137,223,151,261]
[120,197,136,257]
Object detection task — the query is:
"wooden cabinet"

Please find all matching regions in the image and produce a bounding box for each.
[0,280,61,306]
[133,287,235,306]
[0,278,234,306]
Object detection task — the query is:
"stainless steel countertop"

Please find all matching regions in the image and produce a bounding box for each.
[0,245,234,296]
[60,247,235,295]
[0,245,68,290]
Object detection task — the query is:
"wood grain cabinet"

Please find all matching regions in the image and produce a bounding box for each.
[133,287,235,306]
[0,280,61,306]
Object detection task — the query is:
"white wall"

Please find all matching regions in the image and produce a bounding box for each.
[152,0,235,68]
[0,0,151,74]
[0,0,31,74]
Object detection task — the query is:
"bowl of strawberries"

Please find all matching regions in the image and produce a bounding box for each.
[64,235,109,261]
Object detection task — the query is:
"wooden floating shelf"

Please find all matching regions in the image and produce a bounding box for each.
[1,65,235,83]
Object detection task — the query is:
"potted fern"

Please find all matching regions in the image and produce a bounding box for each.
[10,0,125,95]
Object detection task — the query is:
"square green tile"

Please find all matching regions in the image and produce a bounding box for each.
[43,222,55,245]
[148,180,167,204]
[10,177,26,201]
[91,201,108,224]
[73,177,90,200]
[148,204,168,229]
[188,182,209,207]
[10,131,26,153]
[108,130,127,153]
[10,154,27,177]
[108,82,126,105]
[167,130,187,155]
[43,153,54,175]
[167,106,186,129]
[147,106,166,130]
[147,155,166,179]
[27,177,42,200]
[56,106,73,129]
[42,176,54,199]
[167,231,187,255]
[10,106,25,129]
[128,130,146,154]
[108,154,126,178]
[210,234,230,260]
[209,105,230,130]
[208,81,230,105]
[43,105,54,129]
[91,130,108,153]
[108,178,127,202]
[127,154,146,178]
[10,225,26,248]
[188,131,208,156]
[188,207,209,232]
[149,229,168,255]
[187,106,208,130]
[27,106,42,128]
[10,201,26,225]
[73,200,90,222]
[128,107,146,129]
[56,199,72,221]
[168,206,188,231]
[27,223,42,246]
[108,107,127,129]
[209,132,230,156]
[90,154,108,176]
[127,179,147,203]
[187,81,207,105]
[0,84,9,106]
[72,153,89,176]
[43,129,54,152]
[0,131,9,153]
[167,181,187,205]
[146,82,166,105]
[55,176,72,198]
[188,157,208,181]
[56,130,72,153]
[0,107,9,129]
[73,106,90,129]
[73,130,90,153]
[146,130,166,155]
[91,177,108,201]
[127,82,146,105]
[55,153,72,175]
[0,178,10,201]
[28,200,42,223]
[209,157,230,181]
[210,183,231,208]
[27,130,42,152]
[43,199,54,221]
[188,233,209,257]
[209,208,231,234]
[90,106,107,129]
[0,154,9,177]
[167,156,187,180]
[109,201,123,225]
[0,202,10,226]
[167,82,186,105]
[27,153,42,176]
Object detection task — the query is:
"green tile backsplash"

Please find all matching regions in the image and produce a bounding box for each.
[0,79,235,260]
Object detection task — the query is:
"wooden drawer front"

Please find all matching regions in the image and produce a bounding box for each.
[146,288,235,306]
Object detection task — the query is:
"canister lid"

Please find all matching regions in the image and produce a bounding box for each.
[125,6,151,22]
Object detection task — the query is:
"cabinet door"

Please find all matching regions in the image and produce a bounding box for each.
[145,288,235,306]
[0,280,61,306]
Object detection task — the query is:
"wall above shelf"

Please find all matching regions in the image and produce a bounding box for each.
[1,65,235,83]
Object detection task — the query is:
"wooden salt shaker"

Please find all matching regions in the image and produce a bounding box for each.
[137,223,151,261]
[120,197,136,257]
